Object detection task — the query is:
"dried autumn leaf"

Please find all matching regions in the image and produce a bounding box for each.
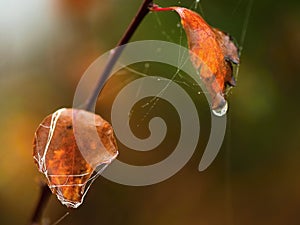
[33,108,118,208]
[151,6,240,115]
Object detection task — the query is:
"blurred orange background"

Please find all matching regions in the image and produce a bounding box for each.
[0,0,300,225]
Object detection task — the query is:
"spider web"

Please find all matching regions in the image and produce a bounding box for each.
[113,2,253,222]
[43,1,253,223]
[119,0,253,124]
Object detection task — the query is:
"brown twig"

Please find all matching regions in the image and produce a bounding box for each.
[84,0,153,111]
[30,1,153,224]
[30,183,51,225]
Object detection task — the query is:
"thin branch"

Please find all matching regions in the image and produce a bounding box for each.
[30,1,153,224]
[84,0,154,112]
[30,183,51,225]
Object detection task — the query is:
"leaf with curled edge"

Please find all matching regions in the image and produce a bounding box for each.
[33,108,118,208]
[151,5,240,114]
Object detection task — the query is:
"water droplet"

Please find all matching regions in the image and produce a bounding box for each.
[157,78,161,81]
[212,100,228,117]
[110,49,116,55]
[177,23,181,28]
[197,91,201,95]
[144,63,150,68]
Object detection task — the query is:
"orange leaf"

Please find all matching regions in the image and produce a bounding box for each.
[33,108,118,208]
[151,6,240,114]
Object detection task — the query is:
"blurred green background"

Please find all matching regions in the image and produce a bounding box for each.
[0,0,300,224]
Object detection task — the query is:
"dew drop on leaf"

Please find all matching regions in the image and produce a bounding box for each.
[212,100,228,117]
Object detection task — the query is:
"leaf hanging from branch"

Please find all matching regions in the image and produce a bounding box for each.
[33,108,118,208]
[151,5,240,116]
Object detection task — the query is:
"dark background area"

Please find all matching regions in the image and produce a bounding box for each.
[0,0,299,224]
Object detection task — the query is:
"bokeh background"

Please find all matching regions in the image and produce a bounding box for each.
[0,0,300,224]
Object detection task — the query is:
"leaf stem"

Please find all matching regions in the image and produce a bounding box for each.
[84,0,154,112]
[150,4,174,12]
